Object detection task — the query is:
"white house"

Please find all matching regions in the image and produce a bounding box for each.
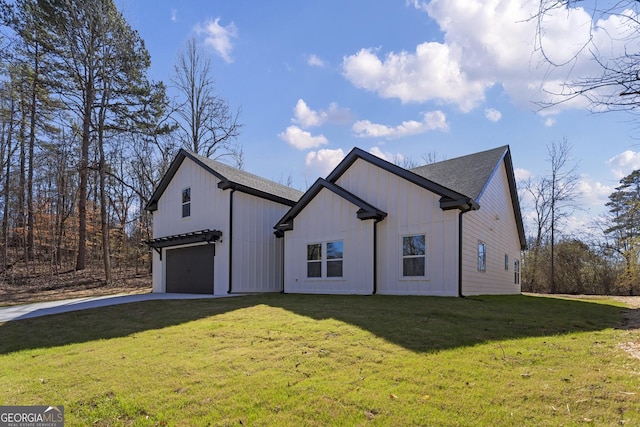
[145,149,303,294]
[274,145,526,296]
[147,145,526,296]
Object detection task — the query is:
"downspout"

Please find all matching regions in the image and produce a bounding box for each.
[458,210,467,298]
[280,235,285,293]
[228,188,236,294]
[372,218,382,295]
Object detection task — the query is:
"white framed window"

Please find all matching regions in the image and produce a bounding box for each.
[514,259,520,284]
[307,243,322,278]
[182,187,191,218]
[505,254,509,271]
[306,241,343,278]
[326,241,344,277]
[402,234,426,277]
[478,241,487,272]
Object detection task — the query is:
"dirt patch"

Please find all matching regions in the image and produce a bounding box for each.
[0,267,151,306]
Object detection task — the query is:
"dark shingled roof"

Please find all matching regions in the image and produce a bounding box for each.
[146,149,303,211]
[409,146,508,201]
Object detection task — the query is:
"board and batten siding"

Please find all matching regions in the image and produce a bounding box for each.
[283,187,375,294]
[151,157,230,294]
[335,159,459,296]
[461,161,521,295]
[231,191,289,292]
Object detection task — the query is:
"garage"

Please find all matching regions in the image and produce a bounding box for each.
[165,244,215,294]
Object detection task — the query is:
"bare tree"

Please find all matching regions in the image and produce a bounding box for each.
[521,138,579,292]
[171,37,242,164]
[535,1,640,113]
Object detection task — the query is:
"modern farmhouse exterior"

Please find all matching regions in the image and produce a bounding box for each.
[275,145,526,296]
[147,145,526,296]
[145,149,303,294]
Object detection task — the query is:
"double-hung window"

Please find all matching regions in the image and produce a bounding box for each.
[402,234,426,277]
[307,241,343,278]
[514,259,520,284]
[326,241,344,277]
[182,187,191,218]
[307,244,322,277]
[478,241,487,272]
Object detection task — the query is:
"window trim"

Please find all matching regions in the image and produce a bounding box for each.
[478,241,487,272]
[306,242,322,278]
[181,187,191,218]
[400,233,427,279]
[305,240,344,280]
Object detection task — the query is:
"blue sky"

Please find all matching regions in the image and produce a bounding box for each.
[121,0,640,236]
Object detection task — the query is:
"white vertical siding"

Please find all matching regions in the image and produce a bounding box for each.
[461,162,521,295]
[335,159,459,296]
[151,157,230,294]
[284,187,375,294]
[231,192,290,292]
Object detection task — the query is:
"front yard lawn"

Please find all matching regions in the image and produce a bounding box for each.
[0,294,638,426]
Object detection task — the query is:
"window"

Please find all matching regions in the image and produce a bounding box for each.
[326,241,343,277]
[478,242,486,272]
[306,241,343,278]
[402,234,426,277]
[505,254,509,271]
[182,187,191,218]
[514,259,520,284]
[307,243,322,278]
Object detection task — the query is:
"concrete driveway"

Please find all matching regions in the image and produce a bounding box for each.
[0,293,241,322]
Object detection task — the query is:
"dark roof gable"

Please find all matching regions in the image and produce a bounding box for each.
[275,178,387,232]
[326,145,526,250]
[146,149,303,211]
[326,147,479,212]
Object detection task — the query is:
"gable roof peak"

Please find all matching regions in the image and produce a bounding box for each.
[146,148,303,211]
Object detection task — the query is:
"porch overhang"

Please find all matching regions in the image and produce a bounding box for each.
[145,229,222,251]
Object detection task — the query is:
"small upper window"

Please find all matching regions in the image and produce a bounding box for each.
[478,242,487,272]
[402,234,426,277]
[182,187,191,218]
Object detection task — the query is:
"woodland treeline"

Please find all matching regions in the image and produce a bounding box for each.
[520,141,640,296]
[0,0,241,285]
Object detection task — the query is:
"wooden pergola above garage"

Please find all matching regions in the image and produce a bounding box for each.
[145,229,222,258]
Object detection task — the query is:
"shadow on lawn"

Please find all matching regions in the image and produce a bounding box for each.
[0,294,628,355]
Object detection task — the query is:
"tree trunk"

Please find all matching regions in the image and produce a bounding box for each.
[26,41,38,262]
[76,79,93,271]
[98,126,111,283]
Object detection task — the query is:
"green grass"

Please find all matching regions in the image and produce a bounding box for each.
[0,294,638,426]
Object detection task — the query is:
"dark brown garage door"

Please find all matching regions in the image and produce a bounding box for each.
[166,245,215,294]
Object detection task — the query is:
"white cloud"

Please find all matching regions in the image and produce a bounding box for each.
[278,125,328,150]
[577,177,612,207]
[195,18,238,63]
[307,54,326,67]
[170,8,177,22]
[514,168,532,181]
[544,118,556,127]
[607,150,640,179]
[369,146,404,163]
[352,110,448,139]
[294,99,326,128]
[305,149,345,176]
[343,0,640,114]
[292,99,352,128]
[343,44,489,111]
[484,108,502,122]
